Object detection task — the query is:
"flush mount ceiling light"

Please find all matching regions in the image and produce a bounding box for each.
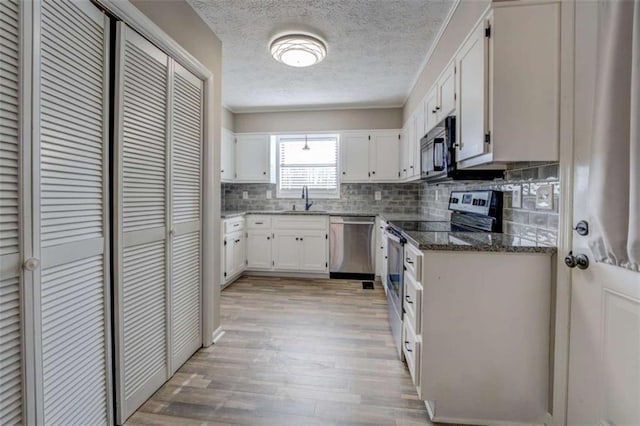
[270,34,327,68]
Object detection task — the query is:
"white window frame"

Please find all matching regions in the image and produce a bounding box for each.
[275,134,340,199]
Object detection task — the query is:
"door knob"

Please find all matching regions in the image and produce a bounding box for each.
[576,254,590,269]
[564,251,577,268]
[23,257,40,271]
[564,251,590,270]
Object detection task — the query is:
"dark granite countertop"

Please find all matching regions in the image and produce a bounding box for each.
[221,210,556,254]
[400,229,557,254]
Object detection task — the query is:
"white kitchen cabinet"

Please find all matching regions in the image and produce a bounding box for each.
[437,61,456,122]
[235,133,274,182]
[400,119,413,180]
[369,131,401,181]
[221,128,235,182]
[410,249,553,425]
[340,130,400,183]
[341,132,370,182]
[455,2,561,168]
[246,229,273,270]
[299,231,329,272]
[222,216,246,284]
[273,230,301,270]
[273,230,328,272]
[424,86,439,136]
[456,20,488,163]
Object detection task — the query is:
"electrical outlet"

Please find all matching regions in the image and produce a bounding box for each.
[374,191,381,201]
[242,191,248,200]
[512,185,522,208]
[535,184,553,210]
[266,190,272,199]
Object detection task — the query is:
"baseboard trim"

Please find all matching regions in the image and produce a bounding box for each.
[243,271,329,279]
[211,326,225,344]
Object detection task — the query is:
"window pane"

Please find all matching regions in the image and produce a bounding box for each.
[277,135,339,197]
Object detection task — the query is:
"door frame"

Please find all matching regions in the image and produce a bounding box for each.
[96,0,220,347]
[552,0,576,424]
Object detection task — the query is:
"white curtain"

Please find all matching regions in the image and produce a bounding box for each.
[588,0,640,272]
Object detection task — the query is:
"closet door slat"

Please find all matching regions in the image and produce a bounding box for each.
[114,23,169,424]
[0,0,23,423]
[37,0,111,424]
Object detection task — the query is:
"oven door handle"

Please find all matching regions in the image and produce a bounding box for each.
[384,230,405,245]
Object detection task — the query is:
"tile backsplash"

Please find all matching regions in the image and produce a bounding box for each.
[222,183,421,214]
[221,162,560,245]
[418,162,560,245]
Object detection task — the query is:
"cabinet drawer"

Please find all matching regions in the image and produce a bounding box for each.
[403,272,422,335]
[404,243,422,281]
[246,215,271,229]
[273,215,328,230]
[402,318,421,387]
[224,217,245,234]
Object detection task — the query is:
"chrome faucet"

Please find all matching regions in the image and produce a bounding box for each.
[302,185,313,211]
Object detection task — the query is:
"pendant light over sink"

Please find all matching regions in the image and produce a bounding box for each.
[270,33,327,67]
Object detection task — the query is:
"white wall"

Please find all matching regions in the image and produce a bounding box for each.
[222,107,235,132]
[403,0,490,122]
[234,108,403,133]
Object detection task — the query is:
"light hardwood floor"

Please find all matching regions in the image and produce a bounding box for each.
[126,276,434,425]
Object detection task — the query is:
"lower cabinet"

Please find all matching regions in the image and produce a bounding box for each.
[246,229,273,269]
[221,217,246,285]
[246,214,329,274]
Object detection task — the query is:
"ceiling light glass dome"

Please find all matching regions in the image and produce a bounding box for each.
[270,34,327,67]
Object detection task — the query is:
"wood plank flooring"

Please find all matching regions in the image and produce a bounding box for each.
[126,276,434,425]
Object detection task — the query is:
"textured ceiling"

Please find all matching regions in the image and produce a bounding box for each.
[187,0,455,112]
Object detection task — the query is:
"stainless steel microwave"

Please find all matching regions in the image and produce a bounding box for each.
[420,116,503,182]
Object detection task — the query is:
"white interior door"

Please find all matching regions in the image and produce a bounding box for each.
[36,0,112,423]
[0,0,25,423]
[114,23,169,423]
[169,61,203,374]
[567,2,640,424]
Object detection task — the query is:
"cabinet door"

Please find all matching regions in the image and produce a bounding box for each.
[221,128,235,182]
[341,133,370,182]
[273,230,300,271]
[234,233,246,274]
[438,62,456,121]
[424,86,439,134]
[299,231,328,272]
[456,21,489,162]
[223,236,235,280]
[246,230,272,269]
[401,118,413,179]
[370,131,400,181]
[235,134,270,182]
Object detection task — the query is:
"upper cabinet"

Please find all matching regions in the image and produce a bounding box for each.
[370,131,401,181]
[340,130,401,183]
[405,0,561,170]
[221,128,235,182]
[341,132,371,182]
[235,133,275,182]
[456,21,488,163]
[456,1,561,168]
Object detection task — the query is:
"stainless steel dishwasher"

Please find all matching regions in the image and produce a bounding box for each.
[329,216,375,279]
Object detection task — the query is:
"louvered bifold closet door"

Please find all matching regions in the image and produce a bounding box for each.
[0,0,24,424]
[169,62,203,373]
[36,0,112,424]
[114,23,169,424]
